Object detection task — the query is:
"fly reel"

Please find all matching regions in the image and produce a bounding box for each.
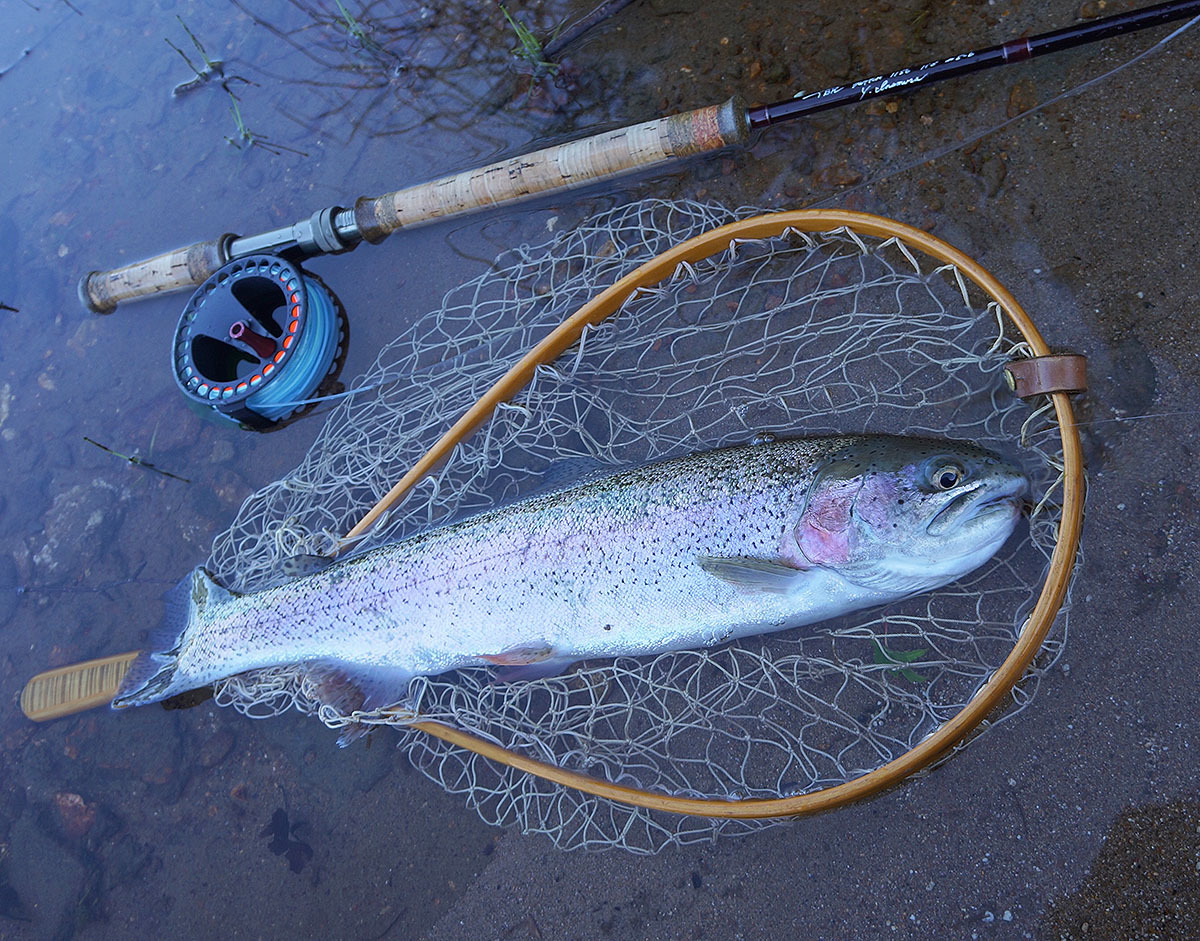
[172,254,347,430]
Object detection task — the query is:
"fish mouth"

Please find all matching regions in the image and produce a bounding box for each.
[926,476,1028,536]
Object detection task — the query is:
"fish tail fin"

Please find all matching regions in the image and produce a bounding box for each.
[111,568,232,709]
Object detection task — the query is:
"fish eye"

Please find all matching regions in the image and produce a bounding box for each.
[929,462,965,491]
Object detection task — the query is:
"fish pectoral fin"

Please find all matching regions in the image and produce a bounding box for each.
[697,555,808,593]
[480,643,557,666]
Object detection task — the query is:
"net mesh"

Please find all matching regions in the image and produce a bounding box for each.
[207,199,1072,853]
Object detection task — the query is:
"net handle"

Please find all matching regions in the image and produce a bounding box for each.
[27,210,1084,813]
[349,208,1084,819]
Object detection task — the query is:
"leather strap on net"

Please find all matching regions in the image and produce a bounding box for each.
[1005,354,1087,398]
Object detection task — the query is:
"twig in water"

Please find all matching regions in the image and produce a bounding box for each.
[223,87,309,157]
[0,47,31,79]
[333,0,384,54]
[168,16,226,95]
[9,562,176,602]
[83,436,191,483]
[498,2,558,74]
[542,0,635,59]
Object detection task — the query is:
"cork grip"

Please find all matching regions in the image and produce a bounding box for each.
[78,235,235,313]
[354,98,749,242]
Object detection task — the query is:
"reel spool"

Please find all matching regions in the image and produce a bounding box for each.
[172,254,347,430]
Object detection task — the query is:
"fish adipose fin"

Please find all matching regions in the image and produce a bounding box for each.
[280,553,335,578]
[697,556,808,593]
[111,568,235,709]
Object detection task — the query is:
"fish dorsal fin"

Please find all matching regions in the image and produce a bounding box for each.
[697,556,808,593]
[539,456,610,493]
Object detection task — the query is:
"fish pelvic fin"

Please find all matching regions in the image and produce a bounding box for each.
[480,643,576,683]
[111,568,233,709]
[480,643,556,666]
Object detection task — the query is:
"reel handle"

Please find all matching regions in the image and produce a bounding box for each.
[78,234,236,313]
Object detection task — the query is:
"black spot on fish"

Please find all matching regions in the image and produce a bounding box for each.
[260,808,314,873]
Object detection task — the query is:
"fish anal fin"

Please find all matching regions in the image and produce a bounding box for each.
[304,661,413,718]
[479,644,573,683]
[697,555,808,594]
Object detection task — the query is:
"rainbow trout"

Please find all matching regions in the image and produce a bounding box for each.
[112,435,1027,714]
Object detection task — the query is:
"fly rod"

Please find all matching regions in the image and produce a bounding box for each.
[80,0,1200,313]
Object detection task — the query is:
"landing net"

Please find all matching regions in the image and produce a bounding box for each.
[207,199,1073,853]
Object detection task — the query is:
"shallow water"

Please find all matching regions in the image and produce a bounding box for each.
[2,1,1199,938]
